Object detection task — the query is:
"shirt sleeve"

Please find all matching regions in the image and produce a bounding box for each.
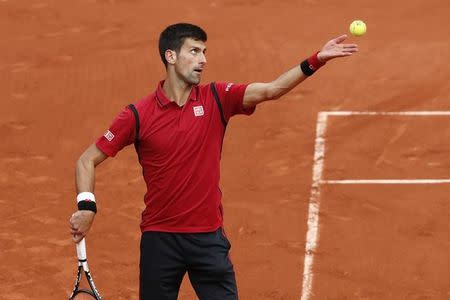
[213,82,255,122]
[95,106,136,157]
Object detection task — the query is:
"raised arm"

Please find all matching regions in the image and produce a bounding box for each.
[69,144,108,243]
[243,34,358,109]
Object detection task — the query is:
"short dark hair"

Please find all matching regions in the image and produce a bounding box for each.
[158,23,207,67]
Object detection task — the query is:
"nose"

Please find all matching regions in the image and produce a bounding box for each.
[199,52,207,65]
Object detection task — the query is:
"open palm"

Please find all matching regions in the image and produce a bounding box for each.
[317,34,358,62]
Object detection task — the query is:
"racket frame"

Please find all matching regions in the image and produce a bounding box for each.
[69,238,102,300]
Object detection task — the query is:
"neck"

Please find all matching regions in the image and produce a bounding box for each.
[163,74,193,107]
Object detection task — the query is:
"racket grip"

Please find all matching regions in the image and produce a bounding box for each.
[76,237,87,261]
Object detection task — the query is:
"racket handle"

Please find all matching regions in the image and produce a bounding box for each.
[76,237,87,261]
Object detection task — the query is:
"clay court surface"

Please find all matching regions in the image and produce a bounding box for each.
[1,0,449,299]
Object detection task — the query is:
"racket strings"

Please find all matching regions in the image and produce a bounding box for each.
[72,291,97,299]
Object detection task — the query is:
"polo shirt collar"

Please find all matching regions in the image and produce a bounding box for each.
[155,80,199,107]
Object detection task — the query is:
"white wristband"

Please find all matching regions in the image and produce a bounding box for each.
[77,192,96,203]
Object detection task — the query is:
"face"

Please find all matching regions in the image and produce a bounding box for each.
[167,38,207,85]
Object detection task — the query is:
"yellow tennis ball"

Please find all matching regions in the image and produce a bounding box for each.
[349,20,367,37]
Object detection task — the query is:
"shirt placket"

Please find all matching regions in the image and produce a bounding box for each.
[177,102,189,131]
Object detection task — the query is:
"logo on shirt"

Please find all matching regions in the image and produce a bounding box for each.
[104,130,115,142]
[193,105,204,117]
[225,83,234,92]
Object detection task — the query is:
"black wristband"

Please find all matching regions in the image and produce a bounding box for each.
[300,51,325,76]
[78,200,97,213]
[300,59,315,76]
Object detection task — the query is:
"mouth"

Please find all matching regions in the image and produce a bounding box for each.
[193,68,203,74]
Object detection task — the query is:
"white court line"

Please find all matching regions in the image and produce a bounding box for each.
[322,179,450,184]
[324,111,450,116]
[301,110,450,300]
[301,112,328,300]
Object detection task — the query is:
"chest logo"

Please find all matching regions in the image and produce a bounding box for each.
[193,105,204,117]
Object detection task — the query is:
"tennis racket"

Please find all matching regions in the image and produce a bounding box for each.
[69,238,102,299]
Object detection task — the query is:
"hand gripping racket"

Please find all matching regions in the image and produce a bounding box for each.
[69,238,102,299]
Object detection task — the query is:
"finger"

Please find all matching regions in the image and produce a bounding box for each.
[333,34,348,44]
[76,234,85,243]
[341,49,358,54]
[331,48,357,55]
[327,52,354,59]
[70,226,81,234]
[335,45,358,53]
[69,213,77,223]
[69,217,79,227]
[73,233,84,243]
[341,44,358,49]
[337,52,355,57]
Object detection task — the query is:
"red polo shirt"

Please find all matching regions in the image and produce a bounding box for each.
[96,81,255,233]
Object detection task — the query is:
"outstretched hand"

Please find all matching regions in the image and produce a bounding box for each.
[317,35,358,63]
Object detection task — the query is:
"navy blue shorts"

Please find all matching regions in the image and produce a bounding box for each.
[139,228,238,300]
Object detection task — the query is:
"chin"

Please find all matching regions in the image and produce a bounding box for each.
[188,77,201,85]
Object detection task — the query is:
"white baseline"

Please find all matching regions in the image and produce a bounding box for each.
[322,179,450,184]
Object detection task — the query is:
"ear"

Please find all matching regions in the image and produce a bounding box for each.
[165,49,176,65]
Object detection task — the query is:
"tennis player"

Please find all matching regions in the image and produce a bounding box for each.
[69,23,358,299]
